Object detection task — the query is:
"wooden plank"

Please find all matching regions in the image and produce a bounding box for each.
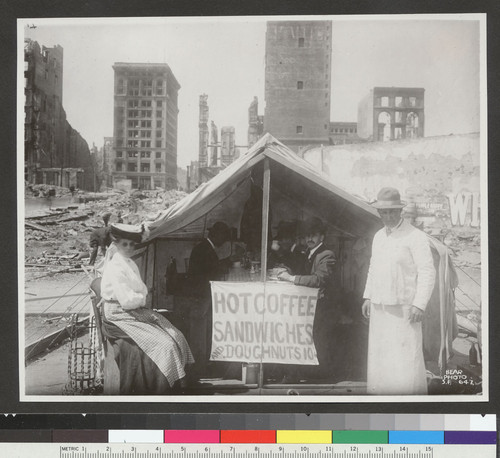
[25,221,51,233]
[258,158,271,389]
[25,316,90,362]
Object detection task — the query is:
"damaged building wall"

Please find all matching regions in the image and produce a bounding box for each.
[357,87,425,142]
[24,39,94,190]
[248,96,264,148]
[303,133,481,236]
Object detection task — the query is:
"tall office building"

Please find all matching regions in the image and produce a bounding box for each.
[112,63,180,190]
[264,21,332,152]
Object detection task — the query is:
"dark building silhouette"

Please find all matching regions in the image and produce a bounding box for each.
[24,39,93,189]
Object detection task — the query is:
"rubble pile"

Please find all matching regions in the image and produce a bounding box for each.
[25,188,187,272]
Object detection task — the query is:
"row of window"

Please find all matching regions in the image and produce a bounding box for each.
[127,120,162,128]
[376,96,419,108]
[116,139,166,148]
[115,162,163,173]
[127,110,163,118]
[331,127,357,134]
[122,78,164,88]
[119,176,165,191]
[126,130,163,138]
[127,100,163,108]
[116,151,163,159]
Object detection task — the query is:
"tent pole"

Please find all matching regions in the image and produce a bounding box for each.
[258,158,271,389]
[260,160,270,279]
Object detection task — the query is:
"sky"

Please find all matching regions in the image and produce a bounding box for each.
[22,16,482,167]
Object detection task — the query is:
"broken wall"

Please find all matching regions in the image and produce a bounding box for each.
[303,133,481,236]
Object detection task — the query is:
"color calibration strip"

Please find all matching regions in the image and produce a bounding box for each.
[0,429,495,444]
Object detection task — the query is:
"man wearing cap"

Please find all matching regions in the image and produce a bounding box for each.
[187,221,231,376]
[278,216,337,381]
[89,212,112,266]
[362,187,435,395]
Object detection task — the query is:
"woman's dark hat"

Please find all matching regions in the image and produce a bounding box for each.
[372,187,406,209]
[110,223,143,243]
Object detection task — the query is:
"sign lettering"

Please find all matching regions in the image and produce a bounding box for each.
[210,281,319,365]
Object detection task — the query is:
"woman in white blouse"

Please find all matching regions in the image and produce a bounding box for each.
[100,223,194,394]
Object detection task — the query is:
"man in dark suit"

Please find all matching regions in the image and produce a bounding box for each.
[278,216,337,381]
[187,222,230,376]
[268,220,307,276]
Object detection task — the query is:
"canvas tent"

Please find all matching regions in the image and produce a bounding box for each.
[135,133,456,376]
[138,133,380,303]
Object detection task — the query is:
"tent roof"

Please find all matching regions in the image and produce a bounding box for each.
[144,133,381,241]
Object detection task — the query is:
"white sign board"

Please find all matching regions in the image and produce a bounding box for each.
[210,281,319,365]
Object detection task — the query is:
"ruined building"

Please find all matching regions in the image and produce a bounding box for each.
[264,20,332,152]
[198,94,209,168]
[210,120,218,167]
[24,39,93,190]
[220,126,236,167]
[112,63,180,190]
[102,137,114,188]
[357,87,425,142]
[197,94,240,185]
[248,96,264,148]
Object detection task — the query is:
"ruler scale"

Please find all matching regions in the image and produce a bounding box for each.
[0,443,494,458]
[0,415,495,457]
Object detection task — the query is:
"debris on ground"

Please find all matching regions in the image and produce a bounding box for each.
[25,187,187,266]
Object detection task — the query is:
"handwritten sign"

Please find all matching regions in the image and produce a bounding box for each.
[210,281,319,365]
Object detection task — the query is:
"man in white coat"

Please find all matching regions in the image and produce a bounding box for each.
[362,187,435,395]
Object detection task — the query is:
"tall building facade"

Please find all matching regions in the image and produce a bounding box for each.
[24,39,93,189]
[264,21,332,152]
[357,87,425,142]
[112,63,180,190]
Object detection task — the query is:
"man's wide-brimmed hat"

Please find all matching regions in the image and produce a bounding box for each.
[110,223,143,243]
[372,187,406,209]
[301,216,326,236]
[208,221,230,240]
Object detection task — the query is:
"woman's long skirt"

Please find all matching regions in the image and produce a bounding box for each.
[103,302,194,394]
